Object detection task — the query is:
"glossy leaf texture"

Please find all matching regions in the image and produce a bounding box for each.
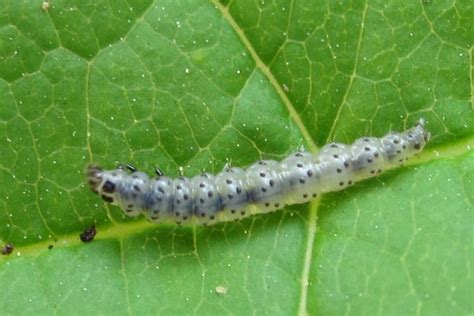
[0,0,472,314]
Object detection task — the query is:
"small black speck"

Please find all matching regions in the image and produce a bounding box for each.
[48,245,53,250]
[312,193,318,197]
[297,163,303,168]
[367,158,373,163]
[176,199,181,204]
[201,213,206,217]
[199,183,205,188]
[295,152,303,157]
[339,182,344,186]
[258,160,266,165]
[364,147,370,151]
[333,154,339,159]
[259,172,266,177]
[226,179,232,184]
[158,187,164,194]
[210,215,215,220]
[299,178,306,184]
[393,139,399,144]
[261,187,267,193]
[274,203,280,208]
[303,194,308,198]
[396,150,401,154]
[370,170,376,174]
[344,161,349,168]
[374,152,379,158]
[176,185,182,190]
[236,187,242,194]
[269,179,275,187]
[228,194,234,199]
[200,198,205,204]
[175,212,180,217]
[183,216,188,220]
[241,211,246,215]
[307,170,313,177]
[183,194,189,200]
[126,209,133,213]
[336,168,342,173]
[402,145,407,149]
[348,180,353,185]
[363,138,370,142]
[231,209,236,214]
[330,143,338,148]
[264,203,270,207]
[208,191,213,198]
[377,169,382,174]
[414,142,421,150]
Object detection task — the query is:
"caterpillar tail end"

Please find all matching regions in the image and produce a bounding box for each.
[414,118,431,142]
[87,165,103,194]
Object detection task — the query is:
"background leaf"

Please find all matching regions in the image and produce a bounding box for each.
[0,0,472,314]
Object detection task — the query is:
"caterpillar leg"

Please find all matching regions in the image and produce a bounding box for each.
[222,160,233,172]
[154,167,164,177]
[117,163,137,173]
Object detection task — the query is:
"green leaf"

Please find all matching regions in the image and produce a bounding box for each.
[0,0,472,314]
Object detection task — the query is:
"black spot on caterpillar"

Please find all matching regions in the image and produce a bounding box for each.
[87,119,430,226]
[1,243,14,255]
[80,225,97,243]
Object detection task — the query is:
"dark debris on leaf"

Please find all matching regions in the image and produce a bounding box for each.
[1,243,14,255]
[80,225,97,243]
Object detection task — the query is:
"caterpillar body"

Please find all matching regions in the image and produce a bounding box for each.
[87,120,430,225]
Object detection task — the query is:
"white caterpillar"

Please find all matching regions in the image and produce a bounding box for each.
[87,120,430,225]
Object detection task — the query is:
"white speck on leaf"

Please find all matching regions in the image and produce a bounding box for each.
[215,286,228,295]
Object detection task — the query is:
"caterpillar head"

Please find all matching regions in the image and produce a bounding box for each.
[87,165,122,204]
[87,165,103,194]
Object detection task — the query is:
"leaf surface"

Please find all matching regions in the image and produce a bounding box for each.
[0,0,472,314]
